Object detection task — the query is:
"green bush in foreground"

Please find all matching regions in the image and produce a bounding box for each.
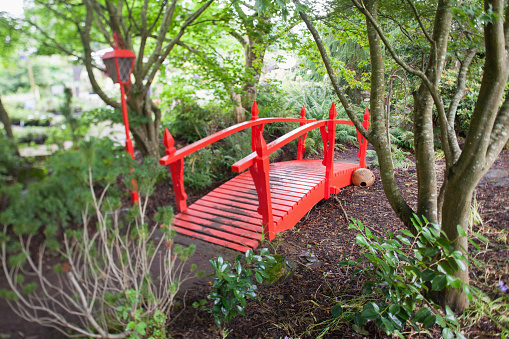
[335,217,486,338]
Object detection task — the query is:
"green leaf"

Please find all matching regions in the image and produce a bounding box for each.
[134,322,147,335]
[331,304,343,318]
[255,271,263,283]
[356,234,369,246]
[388,312,403,329]
[361,302,380,320]
[400,229,415,238]
[422,314,436,329]
[438,262,454,275]
[446,275,462,290]
[432,274,447,291]
[422,269,436,282]
[468,238,480,250]
[442,327,454,339]
[435,314,446,327]
[475,232,489,243]
[365,227,373,239]
[396,235,411,246]
[380,316,395,333]
[464,285,473,301]
[444,306,459,325]
[415,307,432,323]
[456,225,466,237]
[22,283,38,295]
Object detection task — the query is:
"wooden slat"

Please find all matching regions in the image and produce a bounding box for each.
[174,214,261,240]
[173,218,260,248]
[199,195,288,218]
[215,186,302,204]
[176,209,263,233]
[188,204,261,226]
[171,225,253,252]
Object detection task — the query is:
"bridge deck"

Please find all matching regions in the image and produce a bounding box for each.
[172,160,361,252]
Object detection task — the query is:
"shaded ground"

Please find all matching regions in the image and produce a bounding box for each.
[1,146,508,338]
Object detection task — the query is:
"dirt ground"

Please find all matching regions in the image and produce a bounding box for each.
[1,146,508,339]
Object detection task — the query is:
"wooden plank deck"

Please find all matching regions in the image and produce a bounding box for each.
[171,160,361,252]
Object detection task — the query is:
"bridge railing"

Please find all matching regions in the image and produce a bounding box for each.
[159,101,316,213]
[232,102,369,240]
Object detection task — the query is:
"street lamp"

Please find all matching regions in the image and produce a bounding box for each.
[102,35,139,204]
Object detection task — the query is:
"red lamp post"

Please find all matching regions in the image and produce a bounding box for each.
[102,36,139,204]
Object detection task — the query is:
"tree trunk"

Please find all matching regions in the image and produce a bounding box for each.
[231,92,244,123]
[364,0,416,230]
[440,172,476,311]
[0,96,20,156]
[440,0,509,312]
[413,0,452,224]
[241,37,267,113]
[128,91,161,158]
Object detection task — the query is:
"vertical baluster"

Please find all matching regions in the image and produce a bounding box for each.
[297,105,308,160]
[357,107,370,168]
[323,103,337,199]
[163,128,188,213]
[250,101,259,152]
[249,128,275,240]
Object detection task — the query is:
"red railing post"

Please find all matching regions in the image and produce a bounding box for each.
[249,128,275,240]
[296,105,307,160]
[357,107,370,168]
[163,128,188,213]
[250,101,259,152]
[323,103,338,199]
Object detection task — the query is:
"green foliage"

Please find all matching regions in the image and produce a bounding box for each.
[440,67,483,137]
[117,290,168,339]
[5,107,53,126]
[0,131,22,182]
[367,144,414,169]
[200,248,276,327]
[0,137,131,245]
[336,218,472,338]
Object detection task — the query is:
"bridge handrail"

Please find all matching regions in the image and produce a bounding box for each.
[232,119,358,172]
[159,117,315,166]
[232,120,328,172]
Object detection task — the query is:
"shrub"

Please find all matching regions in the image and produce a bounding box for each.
[0,137,131,249]
[199,248,276,328]
[335,217,480,338]
[0,156,200,338]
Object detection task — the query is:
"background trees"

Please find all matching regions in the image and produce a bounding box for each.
[295,0,509,311]
[24,0,213,157]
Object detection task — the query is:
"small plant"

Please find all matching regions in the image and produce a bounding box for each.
[117,289,168,339]
[335,217,485,338]
[198,248,276,328]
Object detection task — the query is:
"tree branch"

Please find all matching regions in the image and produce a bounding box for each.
[405,0,434,44]
[294,1,368,139]
[143,0,214,97]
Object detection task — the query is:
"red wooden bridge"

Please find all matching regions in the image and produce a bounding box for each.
[159,102,369,252]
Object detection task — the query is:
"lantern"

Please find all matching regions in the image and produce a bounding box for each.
[101,49,135,85]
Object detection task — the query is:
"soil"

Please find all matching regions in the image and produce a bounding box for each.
[1,146,508,339]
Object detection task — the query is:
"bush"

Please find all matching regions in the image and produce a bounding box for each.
[335,217,478,338]
[0,137,132,249]
[0,154,200,338]
[198,248,276,328]
[0,132,22,183]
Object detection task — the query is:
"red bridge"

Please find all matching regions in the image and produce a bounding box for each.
[159,102,369,252]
